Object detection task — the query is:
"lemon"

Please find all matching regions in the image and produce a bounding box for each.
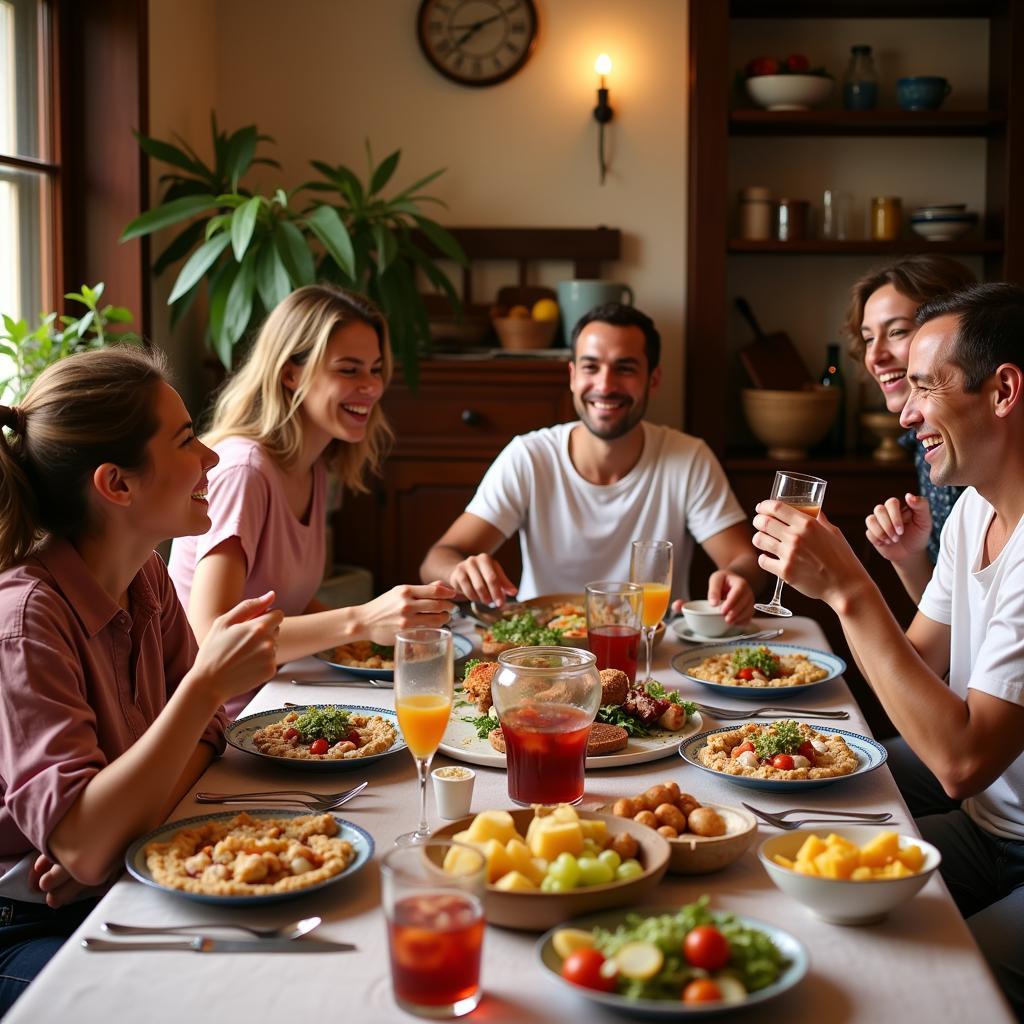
[531,298,560,322]
[614,940,664,981]
[552,928,595,960]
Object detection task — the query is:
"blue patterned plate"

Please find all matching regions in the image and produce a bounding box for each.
[671,642,845,700]
[125,809,373,906]
[679,725,887,792]
[226,704,406,772]
[315,632,473,681]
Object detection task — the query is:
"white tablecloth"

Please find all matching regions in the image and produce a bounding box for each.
[7,618,1012,1022]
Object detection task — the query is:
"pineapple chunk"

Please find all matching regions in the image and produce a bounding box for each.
[814,847,859,880]
[529,820,584,860]
[551,804,580,824]
[771,854,796,870]
[481,837,514,883]
[443,843,484,876]
[505,838,546,885]
[794,834,828,866]
[579,819,609,846]
[467,810,519,845]
[858,831,900,868]
[896,843,925,872]
[850,866,874,881]
[824,832,859,854]
[492,870,537,891]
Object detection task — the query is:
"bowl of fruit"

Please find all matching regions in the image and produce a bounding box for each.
[491,298,560,351]
[759,827,941,925]
[744,54,833,111]
[431,804,670,931]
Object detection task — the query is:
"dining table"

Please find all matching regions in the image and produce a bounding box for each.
[5,616,1013,1023]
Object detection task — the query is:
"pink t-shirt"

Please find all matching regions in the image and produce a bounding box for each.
[0,539,226,877]
[168,438,326,717]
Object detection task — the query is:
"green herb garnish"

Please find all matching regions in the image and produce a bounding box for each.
[489,613,563,646]
[731,646,781,678]
[597,704,651,737]
[645,680,697,718]
[752,720,803,760]
[462,658,482,681]
[370,642,394,658]
[293,706,352,745]
[460,710,499,739]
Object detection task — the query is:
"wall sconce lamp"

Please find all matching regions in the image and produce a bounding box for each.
[593,53,614,185]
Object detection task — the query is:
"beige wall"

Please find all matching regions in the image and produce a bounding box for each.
[147,0,689,426]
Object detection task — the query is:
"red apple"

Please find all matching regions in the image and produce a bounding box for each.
[784,53,811,73]
[745,56,780,77]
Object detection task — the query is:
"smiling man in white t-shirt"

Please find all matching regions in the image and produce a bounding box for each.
[420,303,762,623]
[752,283,1024,1016]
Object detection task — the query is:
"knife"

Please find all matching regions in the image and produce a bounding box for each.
[82,936,356,953]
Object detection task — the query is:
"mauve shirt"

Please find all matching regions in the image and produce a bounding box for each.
[0,539,226,877]
[168,437,326,718]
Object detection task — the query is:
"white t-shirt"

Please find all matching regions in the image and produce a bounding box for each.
[919,487,1024,840]
[465,421,747,601]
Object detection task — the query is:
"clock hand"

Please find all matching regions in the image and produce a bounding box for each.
[452,12,503,46]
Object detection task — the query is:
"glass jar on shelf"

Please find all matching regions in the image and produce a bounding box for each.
[843,45,878,111]
[738,186,774,240]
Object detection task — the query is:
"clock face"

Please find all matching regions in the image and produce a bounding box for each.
[417,0,539,87]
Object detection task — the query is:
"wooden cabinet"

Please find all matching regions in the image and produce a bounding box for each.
[332,358,575,592]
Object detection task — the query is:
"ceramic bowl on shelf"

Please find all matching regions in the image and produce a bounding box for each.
[860,411,908,462]
[741,386,840,460]
[745,74,833,111]
[909,212,978,241]
[492,316,558,351]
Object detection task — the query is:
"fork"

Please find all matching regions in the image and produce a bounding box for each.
[195,781,367,812]
[742,802,894,830]
[103,916,322,940]
[693,702,849,720]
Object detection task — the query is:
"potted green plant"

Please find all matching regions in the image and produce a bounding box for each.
[122,116,465,384]
[0,283,138,404]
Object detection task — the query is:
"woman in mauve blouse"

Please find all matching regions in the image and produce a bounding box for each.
[169,284,455,718]
[0,346,283,1014]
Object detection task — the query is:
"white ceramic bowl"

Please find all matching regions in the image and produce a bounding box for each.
[746,74,833,111]
[910,213,978,241]
[681,599,730,638]
[759,826,941,925]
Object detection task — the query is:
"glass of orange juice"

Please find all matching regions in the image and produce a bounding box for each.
[395,627,454,844]
[754,471,827,617]
[629,540,674,684]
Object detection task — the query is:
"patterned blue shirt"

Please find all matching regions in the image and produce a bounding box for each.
[900,428,965,565]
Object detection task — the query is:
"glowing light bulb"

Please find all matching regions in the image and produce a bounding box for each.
[594,54,612,87]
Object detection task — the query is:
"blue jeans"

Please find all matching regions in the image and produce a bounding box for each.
[0,896,96,1017]
[886,738,1024,1020]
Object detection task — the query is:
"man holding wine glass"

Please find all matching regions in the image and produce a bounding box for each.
[420,303,762,623]
[751,283,1024,1018]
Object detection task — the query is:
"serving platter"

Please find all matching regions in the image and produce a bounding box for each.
[438,708,703,770]
[671,642,845,700]
[536,905,808,1018]
[226,704,407,772]
[679,725,887,792]
[315,632,474,681]
[125,809,374,906]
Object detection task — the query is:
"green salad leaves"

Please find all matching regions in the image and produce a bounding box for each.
[488,613,563,646]
[293,706,352,744]
[752,719,803,759]
[731,646,781,678]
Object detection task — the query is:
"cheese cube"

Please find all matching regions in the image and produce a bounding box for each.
[529,820,584,860]
[492,870,537,892]
[579,819,609,846]
[481,838,514,883]
[467,810,519,845]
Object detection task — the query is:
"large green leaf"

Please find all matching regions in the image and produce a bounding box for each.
[231,196,262,260]
[223,259,256,349]
[391,166,445,203]
[369,149,401,196]
[207,261,239,368]
[121,194,219,241]
[372,223,398,274]
[224,126,259,191]
[274,221,315,285]
[153,218,207,276]
[305,205,355,279]
[133,130,208,178]
[168,232,232,304]
[255,242,292,311]
[411,216,466,263]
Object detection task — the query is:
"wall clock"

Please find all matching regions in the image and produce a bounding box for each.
[417,0,539,88]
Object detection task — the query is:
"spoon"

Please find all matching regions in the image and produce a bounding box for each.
[102,915,322,940]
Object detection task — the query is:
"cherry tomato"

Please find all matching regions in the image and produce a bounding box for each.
[283,728,300,741]
[347,728,363,747]
[771,753,795,771]
[682,978,723,1003]
[683,925,730,971]
[732,741,755,758]
[736,668,756,680]
[561,948,617,992]
[797,741,816,764]
[309,738,329,755]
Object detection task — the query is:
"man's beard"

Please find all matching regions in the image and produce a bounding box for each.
[574,388,649,441]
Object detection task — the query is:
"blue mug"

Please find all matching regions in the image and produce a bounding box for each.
[897,76,952,111]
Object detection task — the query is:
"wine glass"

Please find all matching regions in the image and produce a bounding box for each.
[394,627,454,844]
[754,470,828,618]
[629,540,673,684]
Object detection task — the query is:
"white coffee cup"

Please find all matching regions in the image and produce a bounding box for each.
[681,599,731,637]
[432,765,476,819]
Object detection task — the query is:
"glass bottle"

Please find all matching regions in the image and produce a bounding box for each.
[819,343,846,454]
[843,45,878,111]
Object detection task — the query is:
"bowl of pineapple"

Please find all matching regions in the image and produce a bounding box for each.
[758,827,941,925]
[431,804,670,931]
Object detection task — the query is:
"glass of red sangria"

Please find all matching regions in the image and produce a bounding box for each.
[491,647,602,806]
[382,839,486,1018]
[585,580,643,683]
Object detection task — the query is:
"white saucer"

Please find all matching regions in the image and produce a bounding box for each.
[671,622,776,644]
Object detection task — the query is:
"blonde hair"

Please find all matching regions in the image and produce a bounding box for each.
[0,346,167,571]
[204,284,393,492]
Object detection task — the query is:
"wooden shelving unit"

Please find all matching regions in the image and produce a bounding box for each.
[729,109,1007,136]
[728,239,1004,254]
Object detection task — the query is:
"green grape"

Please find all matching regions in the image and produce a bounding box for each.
[577,856,615,887]
[615,859,644,881]
[581,839,600,856]
[598,849,622,871]
[547,852,581,888]
[540,875,558,893]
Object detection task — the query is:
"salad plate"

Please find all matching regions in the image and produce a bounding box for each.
[536,903,808,1017]
[315,632,473,681]
[226,704,407,772]
[679,725,887,792]
[671,642,845,700]
[125,810,374,907]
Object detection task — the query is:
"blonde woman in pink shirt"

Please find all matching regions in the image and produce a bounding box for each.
[0,347,283,1013]
[169,284,455,717]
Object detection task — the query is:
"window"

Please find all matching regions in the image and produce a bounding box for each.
[0,0,57,324]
